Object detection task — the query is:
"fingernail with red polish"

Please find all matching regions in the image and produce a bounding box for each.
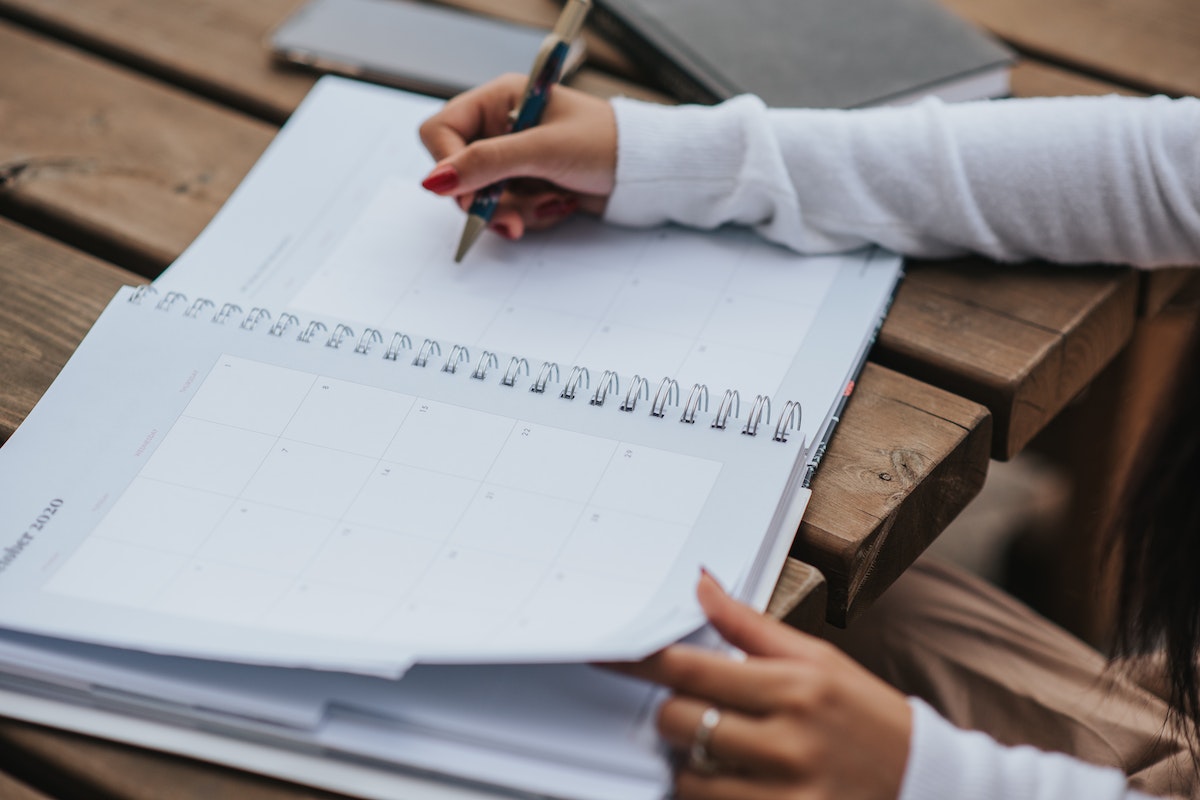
[491,222,514,240]
[534,196,578,220]
[421,164,459,193]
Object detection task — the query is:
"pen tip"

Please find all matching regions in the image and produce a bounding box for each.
[455,215,487,263]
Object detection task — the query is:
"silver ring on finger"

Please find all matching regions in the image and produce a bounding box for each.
[687,706,722,775]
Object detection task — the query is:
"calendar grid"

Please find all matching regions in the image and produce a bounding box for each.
[45,354,723,648]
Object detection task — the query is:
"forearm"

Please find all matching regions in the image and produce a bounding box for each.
[902,699,1160,800]
[604,94,1200,267]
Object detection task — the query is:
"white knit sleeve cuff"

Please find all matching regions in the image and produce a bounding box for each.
[604,95,770,229]
[900,698,1148,800]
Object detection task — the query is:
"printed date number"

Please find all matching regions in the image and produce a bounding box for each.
[28,498,63,532]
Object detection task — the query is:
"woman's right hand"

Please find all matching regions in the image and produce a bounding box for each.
[418,73,618,240]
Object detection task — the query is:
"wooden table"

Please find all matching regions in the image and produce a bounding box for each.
[0,0,1192,796]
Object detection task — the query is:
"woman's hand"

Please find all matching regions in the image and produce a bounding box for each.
[418,73,617,240]
[616,572,912,800]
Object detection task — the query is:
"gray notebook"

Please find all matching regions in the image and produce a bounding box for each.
[591,0,1014,108]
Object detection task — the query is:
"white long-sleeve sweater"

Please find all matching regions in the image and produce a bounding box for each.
[605,93,1200,268]
[904,699,1156,800]
[603,93,1200,799]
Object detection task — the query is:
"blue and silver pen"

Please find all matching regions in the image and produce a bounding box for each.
[801,379,855,489]
[454,0,592,262]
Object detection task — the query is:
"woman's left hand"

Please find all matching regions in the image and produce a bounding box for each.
[614,571,912,800]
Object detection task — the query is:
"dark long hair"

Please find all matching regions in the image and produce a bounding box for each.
[1109,320,1200,745]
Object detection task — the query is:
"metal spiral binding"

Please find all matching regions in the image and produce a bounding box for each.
[501,357,529,387]
[128,285,158,304]
[442,344,469,373]
[298,320,326,343]
[471,351,499,380]
[620,375,650,412]
[650,378,679,417]
[590,371,619,406]
[383,333,412,360]
[212,303,242,325]
[773,400,801,443]
[681,383,709,424]
[712,390,740,430]
[742,395,771,437]
[184,299,214,319]
[530,362,558,393]
[268,314,299,336]
[413,338,441,367]
[156,291,186,311]
[561,366,590,400]
[325,323,354,349]
[354,328,383,355]
[240,308,270,331]
[143,289,801,447]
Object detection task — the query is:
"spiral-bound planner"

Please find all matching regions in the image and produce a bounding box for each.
[0,241,889,669]
[0,76,902,799]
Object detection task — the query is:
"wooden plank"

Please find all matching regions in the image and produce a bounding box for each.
[0,0,658,126]
[765,561,827,633]
[0,217,138,439]
[798,363,991,626]
[1009,58,1139,98]
[875,260,1138,458]
[0,765,54,800]
[0,0,312,124]
[0,717,345,800]
[567,69,671,106]
[0,22,276,276]
[1142,268,1200,317]
[941,0,1200,97]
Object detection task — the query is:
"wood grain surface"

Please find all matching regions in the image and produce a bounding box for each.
[942,0,1200,97]
[0,717,345,800]
[0,763,53,800]
[765,560,828,633]
[876,260,1138,458]
[0,218,139,438]
[0,22,275,276]
[799,363,991,625]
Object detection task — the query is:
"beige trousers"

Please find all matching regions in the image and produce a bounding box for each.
[824,557,1198,799]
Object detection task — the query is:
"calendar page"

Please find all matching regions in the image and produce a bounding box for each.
[0,288,805,674]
